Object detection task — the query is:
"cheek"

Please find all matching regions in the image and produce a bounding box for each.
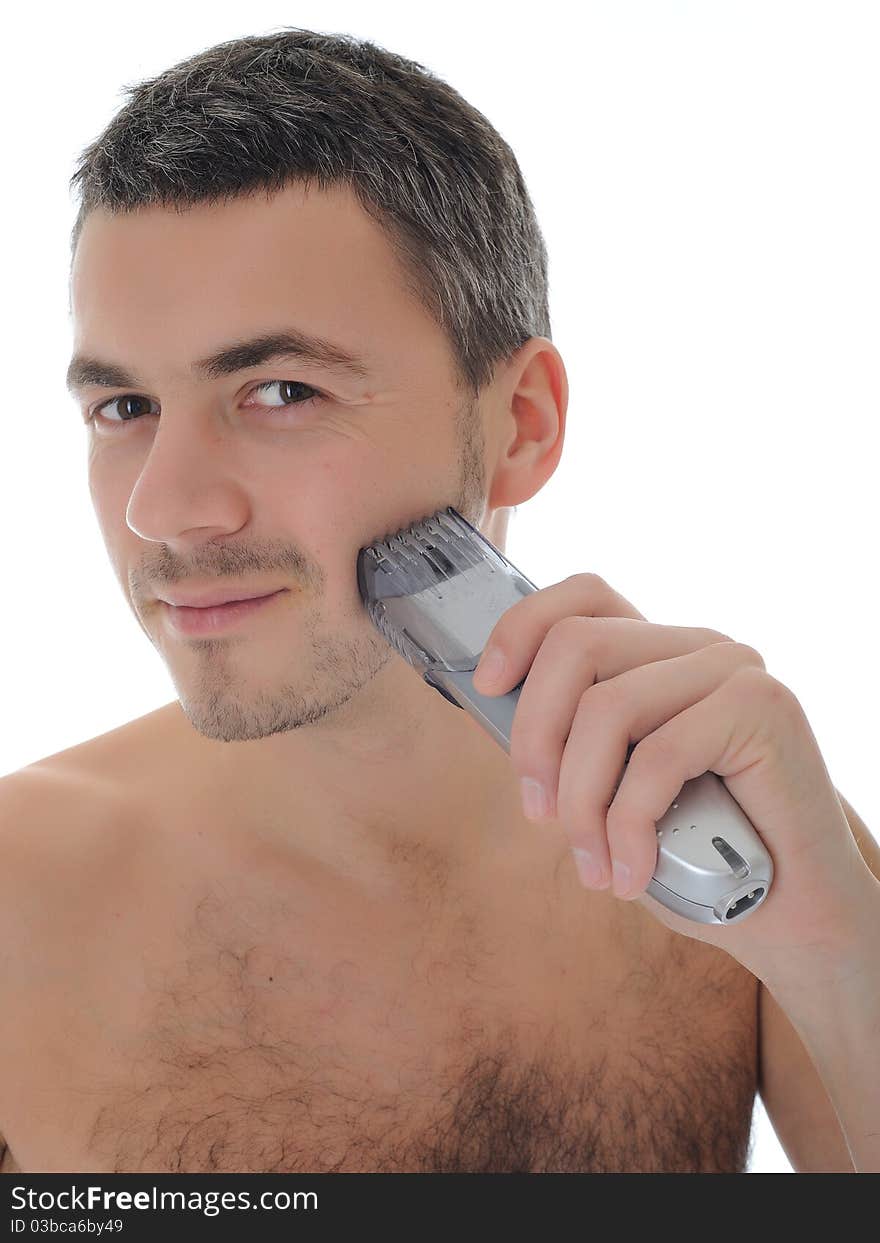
[265,450,437,579]
[256,453,377,559]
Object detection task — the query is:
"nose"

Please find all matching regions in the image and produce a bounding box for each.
[125,405,250,546]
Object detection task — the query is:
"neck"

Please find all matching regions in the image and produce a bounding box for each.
[164,655,520,878]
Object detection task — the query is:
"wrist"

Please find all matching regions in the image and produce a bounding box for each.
[761,865,880,1021]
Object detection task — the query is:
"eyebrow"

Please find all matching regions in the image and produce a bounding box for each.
[65,328,373,393]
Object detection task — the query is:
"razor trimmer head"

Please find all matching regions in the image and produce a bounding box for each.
[356,506,538,680]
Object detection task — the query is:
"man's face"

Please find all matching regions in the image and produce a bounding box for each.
[69,182,492,743]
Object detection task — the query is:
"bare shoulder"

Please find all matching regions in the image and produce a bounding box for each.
[0,703,177,870]
[0,761,125,999]
[0,711,171,966]
[0,756,128,1175]
[0,757,123,886]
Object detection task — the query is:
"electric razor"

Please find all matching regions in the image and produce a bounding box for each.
[356,506,773,925]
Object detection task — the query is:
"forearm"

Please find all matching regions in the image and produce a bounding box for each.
[763,872,880,1173]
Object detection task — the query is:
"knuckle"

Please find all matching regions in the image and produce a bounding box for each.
[731,664,795,708]
[703,627,734,645]
[634,730,681,768]
[767,674,802,714]
[706,635,766,670]
[605,798,634,832]
[733,642,766,670]
[574,680,631,751]
[728,663,765,693]
[578,676,627,716]
[547,614,593,645]
[569,571,609,594]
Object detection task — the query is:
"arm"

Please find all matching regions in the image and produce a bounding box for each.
[757,980,854,1172]
[758,789,880,1173]
[834,788,880,883]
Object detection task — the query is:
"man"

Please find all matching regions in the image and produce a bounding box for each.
[0,28,876,1173]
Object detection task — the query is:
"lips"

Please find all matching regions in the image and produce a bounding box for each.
[159,587,286,608]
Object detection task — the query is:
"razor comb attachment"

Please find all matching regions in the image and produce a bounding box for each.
[357,507,773,926]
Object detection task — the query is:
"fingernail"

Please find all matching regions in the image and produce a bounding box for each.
[520,778,549,820]
[572,847,610,889]
[476,647,505,686]
[611,858,632,897]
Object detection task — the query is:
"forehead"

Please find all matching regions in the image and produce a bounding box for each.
[71,181,400,299]
[68,182,432,382]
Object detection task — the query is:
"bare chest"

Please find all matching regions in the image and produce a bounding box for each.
[8,845,759,1174]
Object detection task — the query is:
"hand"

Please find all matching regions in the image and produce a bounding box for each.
[472,573,875,987]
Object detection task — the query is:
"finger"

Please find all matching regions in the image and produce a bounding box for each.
[558,642,764,892]
[607,662,850,910]
[510,618,745,818]
[605,663,785,900]
[473,572,651,693]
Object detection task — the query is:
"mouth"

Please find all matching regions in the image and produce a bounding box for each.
[161,589,288,636]
[159,584,288,608]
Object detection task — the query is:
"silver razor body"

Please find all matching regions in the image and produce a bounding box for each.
[357,507,773,926]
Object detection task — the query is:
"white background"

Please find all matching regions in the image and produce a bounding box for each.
[3,0,879,1174]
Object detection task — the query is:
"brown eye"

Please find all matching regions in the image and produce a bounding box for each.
[91,395,159,425]
[248,380,322,408]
